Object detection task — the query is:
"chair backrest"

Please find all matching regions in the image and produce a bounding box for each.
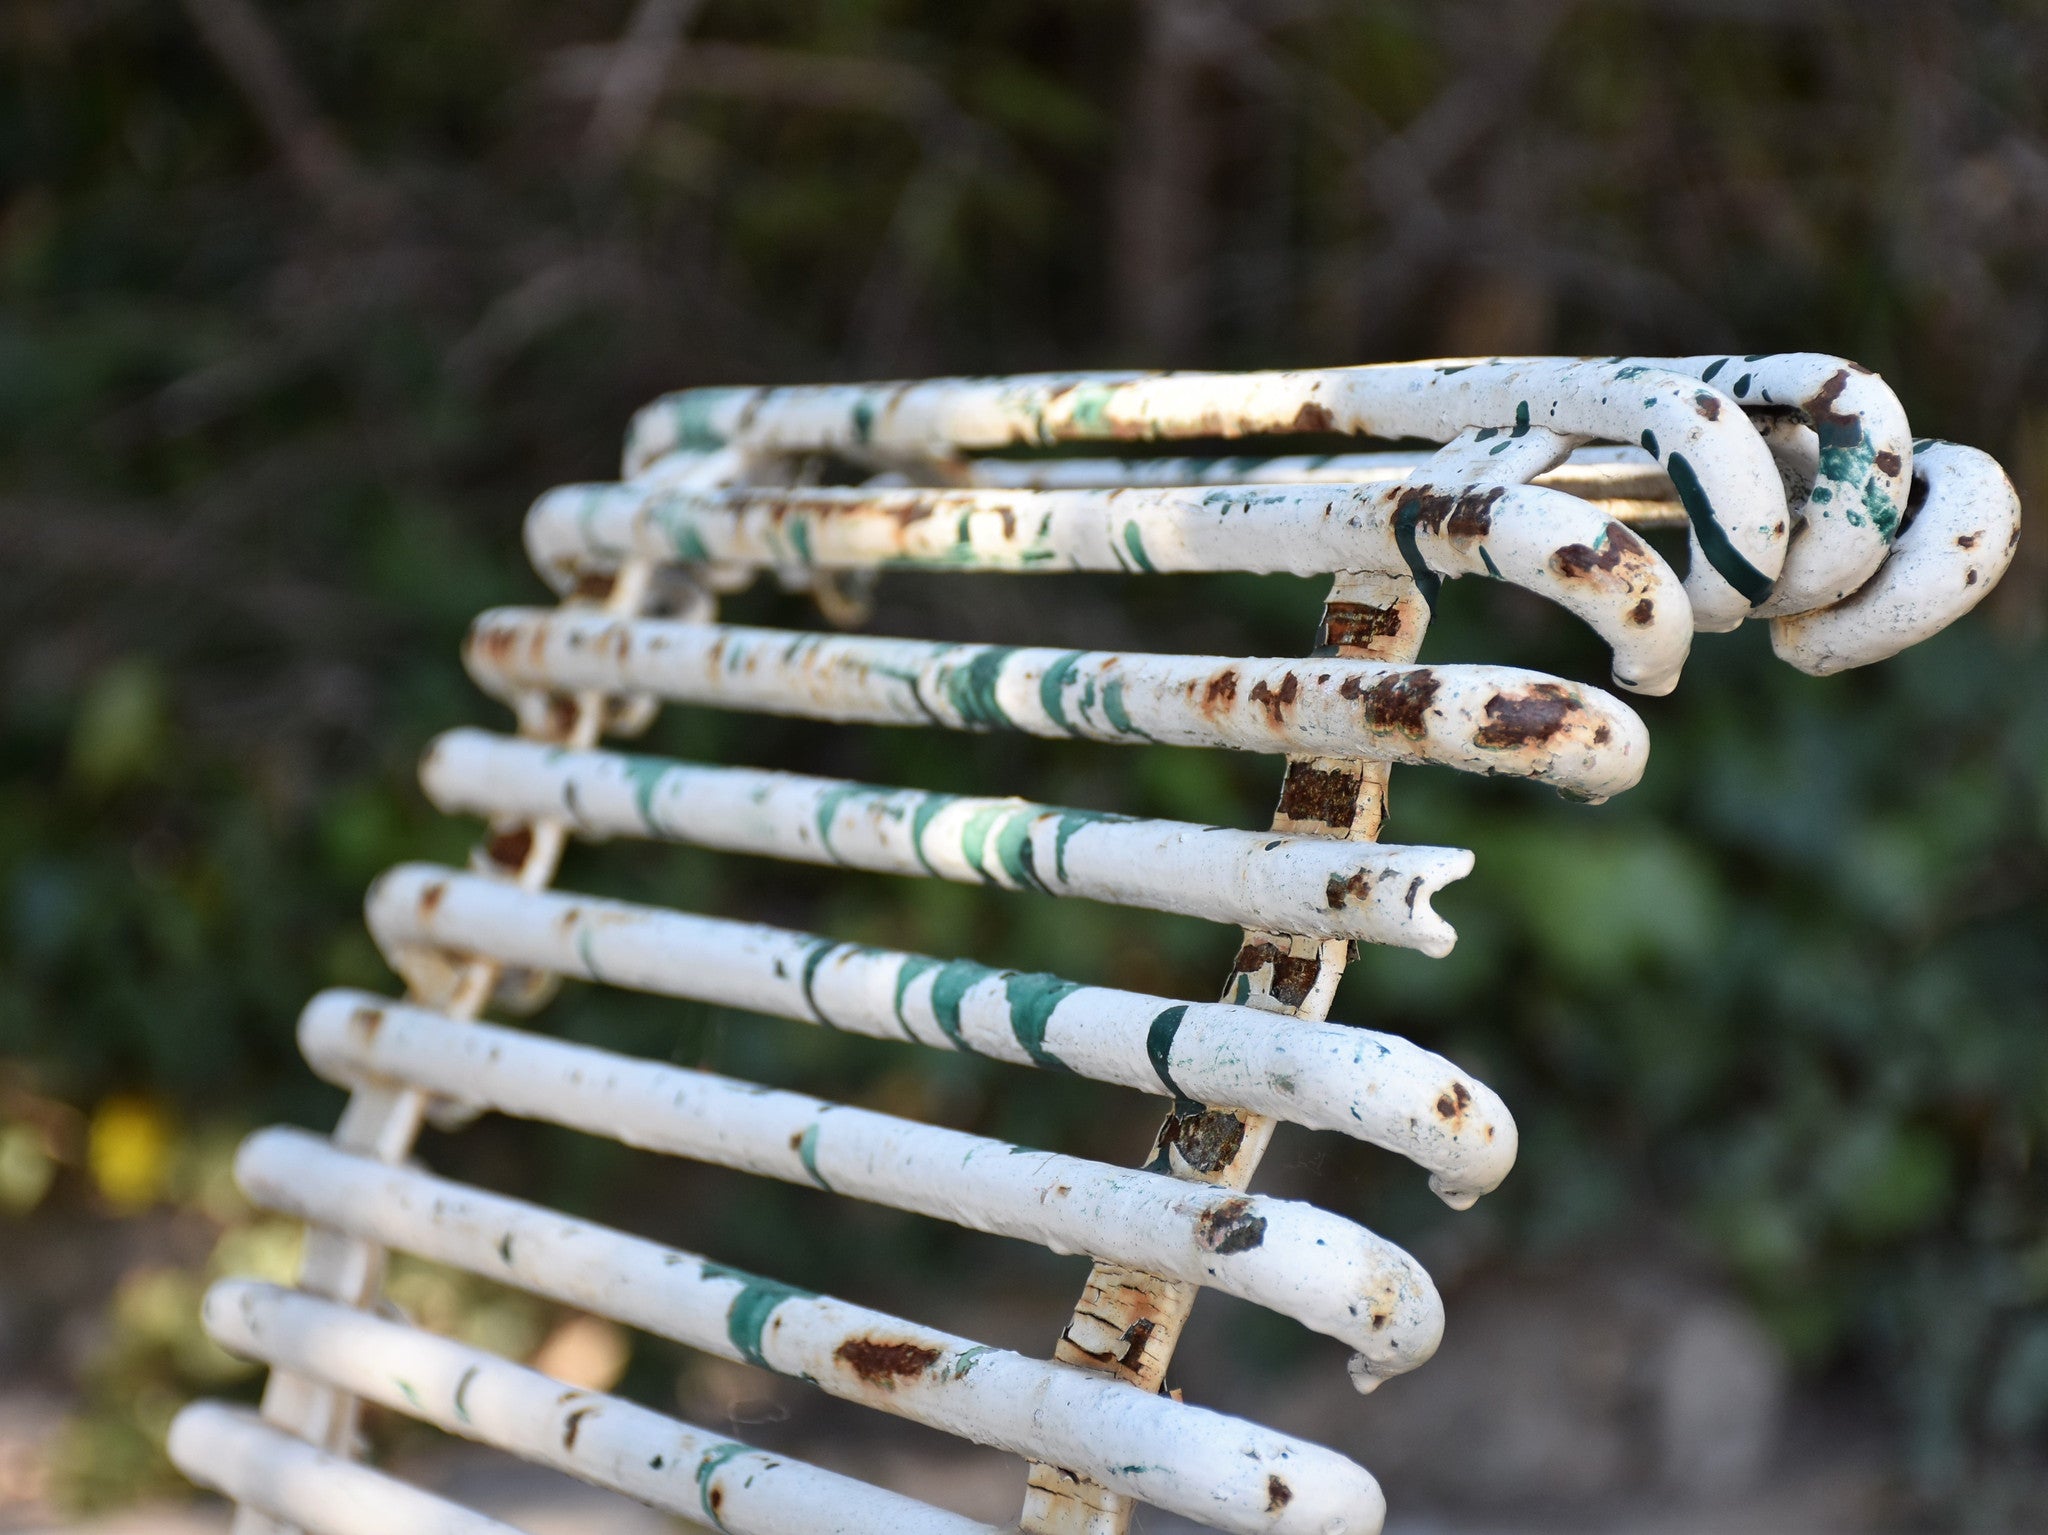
[171,358,2020,1535]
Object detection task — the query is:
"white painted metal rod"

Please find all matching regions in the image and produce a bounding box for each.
[463,609,1651,803]
[299,990,1443,1366]
[363,867,1515,1206]
[418,729,1474,954]
[202,1281,997,1535]
[622,358,1787,631]
[169,1401,527,1535]
[955,443,1679,504]
[522,476,1690,695]
[236,1130,1389,1535]
[1772,439,2022,674]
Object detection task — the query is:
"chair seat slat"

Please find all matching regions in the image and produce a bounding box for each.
[363,867,1517,1205]
[463,611,1650,801]
[203,1281,997,1535]
[235,1129,1387,1535]
[300,991,1441,1361]
[419,730,1473,953]
[524,478,1691,694]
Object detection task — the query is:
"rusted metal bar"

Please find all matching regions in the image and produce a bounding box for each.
[462,610,1650,802]
[236,1128,1389,1535]
[417,729,1474,953]
[522,476,1692,694]
[298,991,1443,1363]
[169,1403,527,1535]
[201,1281,1001,1535]
[359,867,1517,1204]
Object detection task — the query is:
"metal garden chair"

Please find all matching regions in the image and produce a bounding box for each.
[170,357,2020,1535]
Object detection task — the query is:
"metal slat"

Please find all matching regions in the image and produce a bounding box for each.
[955,443,1677,501]
[298,991,1442,1365]
[462,611,1651,803]
[170,1402,528,1535]
[235,1129,1388,1535]
[203,1281,997,1535]
[418,730,1475,954]
[362,866,1517,1207]
[522,476,1692,694]
[623,358,1787,631]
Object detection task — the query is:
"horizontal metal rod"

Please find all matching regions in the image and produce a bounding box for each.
[364,866,1516,1207]
[1772,439,2022,674]
[463,609,1650,802]
[522,476,1690,695]
[300,991,1443,1368]
[169,1402,523,1535]
[953,443,1679,504]
[418,730,1473,954]
[622,357,1788,631]
[203,1280,996,1535]
[236,1129,1389,1535]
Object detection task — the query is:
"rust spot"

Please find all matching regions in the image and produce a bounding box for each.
[1351,669,1440,738]
[1279,761,1360,829]
[1247,673,1299,725]
[1805,368,1855,435]
[1627,597,1655,626]
[1434,1080,1473,1128]
[1473,684,1575,748]
[562,1406,593,1449]
[545,693,579,738]
[835,1337,940,1384]
[1202,670,1239,711]
[573,571,617,601]
[485,825,534,870]
[1957,532,1979,549]
[1118,1317,1156,1375]
[1875,449,1902,477]
[1291,401,1335,433]
[788,1131,805,1152]
[1267,1476,1293,1512]
[1320,601,1403,652]
[1159,1104,1246,1172]
[1231,940,1320,1008]
[1694,391,1722,421]
[349,1005,385,1038]
[418,881,446,917]
[1444,490,1498,542]
[1325,868,1374,909]
[1550,523,1649,583]
[708,1487,723,1514]
[1197,1196,1269,1255]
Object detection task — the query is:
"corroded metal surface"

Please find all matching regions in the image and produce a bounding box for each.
[523,475,1692,693]
[238,1129,1388,1535]
[418,729,1474,952]
[193,356,2021,1535]
[463,610,1651,801]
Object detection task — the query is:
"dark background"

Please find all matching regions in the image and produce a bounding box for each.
[6,1,2048,1528]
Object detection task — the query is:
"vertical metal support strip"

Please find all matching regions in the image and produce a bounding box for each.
[1019,567,1429,1535]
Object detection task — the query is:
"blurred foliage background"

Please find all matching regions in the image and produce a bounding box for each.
[6,0,2048,1526]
